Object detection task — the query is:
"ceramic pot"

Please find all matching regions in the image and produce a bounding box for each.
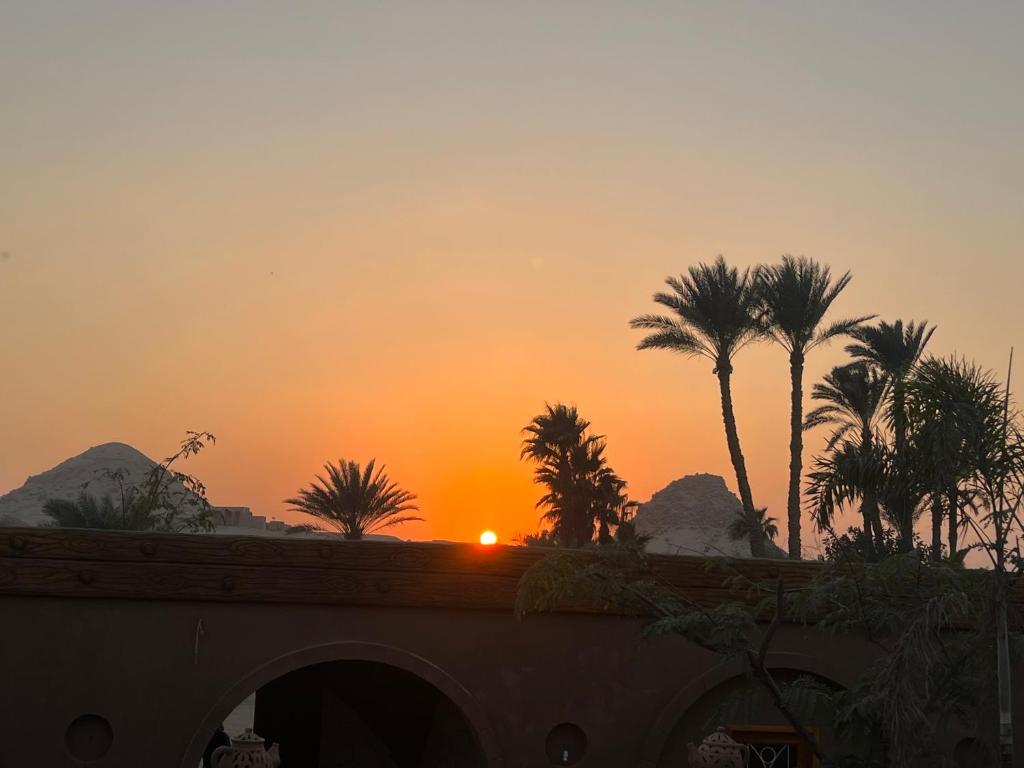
[686,727,750,768]
[211,728,280,768]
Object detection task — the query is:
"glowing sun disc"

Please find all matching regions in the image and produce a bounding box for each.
[479,530,498,546]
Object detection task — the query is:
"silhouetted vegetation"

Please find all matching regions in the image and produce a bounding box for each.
[44,493,156,531]
[520,403,636,549]
[285,458,421,540]
[726,505,778,545]
[755,255,872,557]
[43,431,217,532]
[630,256,768,556]
[511,256,1020,763]
[804,363,888,551]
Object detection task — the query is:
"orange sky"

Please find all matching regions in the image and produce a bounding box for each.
[1,4,1022,550]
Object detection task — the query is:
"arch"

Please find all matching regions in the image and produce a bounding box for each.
[181,641,504,768]
[638,651,853,768]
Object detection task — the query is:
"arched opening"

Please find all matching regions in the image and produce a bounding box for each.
[187,646,497,768]
[654,669,837,768]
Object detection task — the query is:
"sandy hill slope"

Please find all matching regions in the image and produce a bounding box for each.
[0,442,174,527]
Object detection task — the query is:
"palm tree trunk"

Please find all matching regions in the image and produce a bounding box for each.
[930,495,943,561]
[870,506,884,549]
[947,485,958,555]
[717,363,764,557]
[859,427,881,553]
[858,498,875,552]
[893,380,907,457]
[787,352,804,559]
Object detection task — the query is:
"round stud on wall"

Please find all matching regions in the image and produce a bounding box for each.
[65,714,114,761]
[545,722,587,765]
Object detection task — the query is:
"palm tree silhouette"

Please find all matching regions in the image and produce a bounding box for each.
[630,256,767,556]
[727,506,779,545]
[521,403,629,549]
[906,356,1004,557]
[43,493,157,531]
[804,363,888,549]
[846,320,935,454]
[845,320,935,549]
[756,255,872,557]
[285,459,420,540]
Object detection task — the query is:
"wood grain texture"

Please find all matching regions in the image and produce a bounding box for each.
[1,528,1020,617]
[0,557,523,610]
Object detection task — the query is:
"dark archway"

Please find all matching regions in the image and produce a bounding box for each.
[254,660,484,767]
[183,642,502,768]
[640,652,853,768]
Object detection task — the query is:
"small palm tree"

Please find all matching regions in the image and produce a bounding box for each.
[727,507,779,545]
[285,459,420,540]
[756,255,872,558]
[804,363,888,549]
[631,256,767,556]
[43,492,157,531]
[807,438,930,554]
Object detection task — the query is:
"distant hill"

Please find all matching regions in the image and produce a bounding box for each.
[635,473,786,559]
[0,442,182,527]
[0,443,396,539]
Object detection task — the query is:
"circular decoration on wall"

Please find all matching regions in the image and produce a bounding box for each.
[65,714,113,761]
[545,722,587,765]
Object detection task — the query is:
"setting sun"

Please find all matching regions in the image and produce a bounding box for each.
[479,530,498,546]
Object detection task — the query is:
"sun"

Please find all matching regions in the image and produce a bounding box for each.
[479,530,498,546]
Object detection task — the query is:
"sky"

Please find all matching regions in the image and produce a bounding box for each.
[1,2,1022,550]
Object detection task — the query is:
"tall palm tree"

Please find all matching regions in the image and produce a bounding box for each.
[285,459,420,540]
[630,256,768,556]
[804,363,888,549]
[756,256,873,558]
[845,320,936,455]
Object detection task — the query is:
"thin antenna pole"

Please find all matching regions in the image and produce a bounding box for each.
[997,347,1014,768]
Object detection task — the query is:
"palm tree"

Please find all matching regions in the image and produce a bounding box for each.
[630,256,768,556]
[806,439,928,553]
[727,506,779,545]
[804,363,888,549]
[906,356,1005,557]
[845,320,935,551]
[756,255,872,558]
[521,404,595,549]
[285,459,420,540]
[43,492,157,530]
[592,469,641,546]
[521,403,632,549]
[845,320,936,455]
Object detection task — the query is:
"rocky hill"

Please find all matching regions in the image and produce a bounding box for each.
[0,443,176,527]
[635,473,784,558]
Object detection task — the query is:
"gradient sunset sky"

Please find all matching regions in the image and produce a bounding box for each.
[2,3,1022,550]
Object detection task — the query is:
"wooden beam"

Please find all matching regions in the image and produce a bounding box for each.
[1,528,1020,618]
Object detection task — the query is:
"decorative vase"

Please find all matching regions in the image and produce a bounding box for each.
[211,728,281,768]
[686,727,750,768]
